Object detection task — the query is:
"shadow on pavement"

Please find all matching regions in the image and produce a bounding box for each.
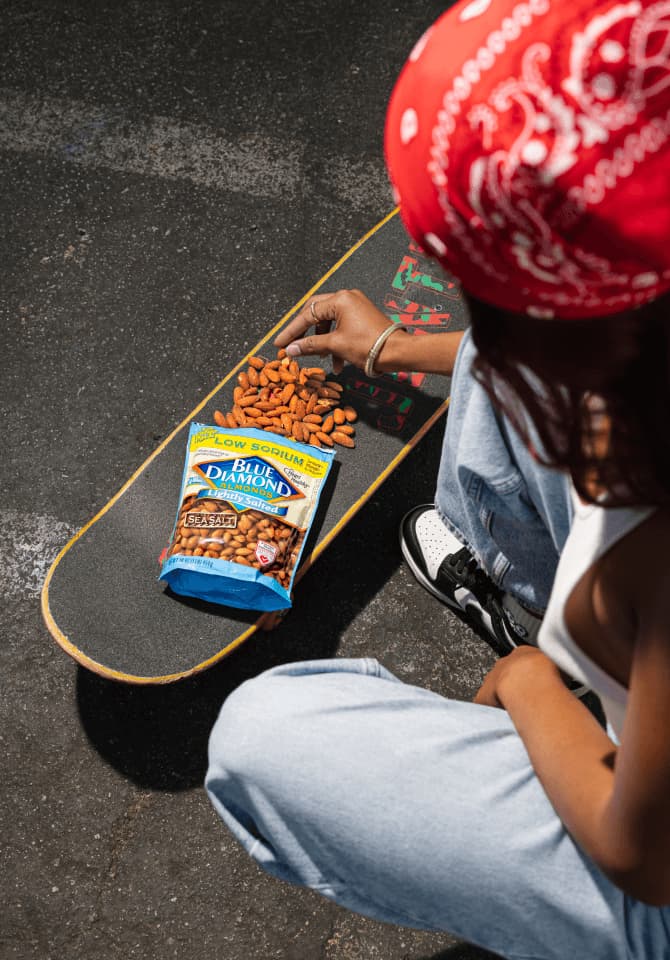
[421,946,501,960]
[76,421,446,789]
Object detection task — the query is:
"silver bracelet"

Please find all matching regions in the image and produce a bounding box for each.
[364,324,407,379]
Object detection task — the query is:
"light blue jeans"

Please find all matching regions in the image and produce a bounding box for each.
[206,333,670,957]
[207,658,669,959]
[435,330,573,615]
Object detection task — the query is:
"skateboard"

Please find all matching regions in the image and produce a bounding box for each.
[41,209,469,683]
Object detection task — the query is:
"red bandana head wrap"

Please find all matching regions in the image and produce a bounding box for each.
[385,0,670,318]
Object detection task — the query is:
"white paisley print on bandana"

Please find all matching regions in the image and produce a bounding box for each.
[384,0,670,319]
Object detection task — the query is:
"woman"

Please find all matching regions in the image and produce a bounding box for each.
[206,2,670,956]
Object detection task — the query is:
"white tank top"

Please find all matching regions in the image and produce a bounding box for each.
[538,490,655,738]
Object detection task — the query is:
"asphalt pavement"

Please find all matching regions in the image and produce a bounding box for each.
[2,2,501,957]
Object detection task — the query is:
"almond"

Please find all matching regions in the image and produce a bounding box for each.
[331,431,355,448]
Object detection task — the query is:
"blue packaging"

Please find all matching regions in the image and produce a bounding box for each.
[160,423,335,611]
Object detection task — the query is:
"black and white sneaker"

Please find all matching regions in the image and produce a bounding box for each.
[400,504,542,653]
[400,505,591,698]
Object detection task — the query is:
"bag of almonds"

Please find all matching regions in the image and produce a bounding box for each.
[159,422,335,611]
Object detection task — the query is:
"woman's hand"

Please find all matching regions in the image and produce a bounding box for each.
[274,289,399,375]
[275,288,465,377]
[474,645,564,709]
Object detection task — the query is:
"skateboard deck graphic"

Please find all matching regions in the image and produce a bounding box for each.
[41,210,469,683]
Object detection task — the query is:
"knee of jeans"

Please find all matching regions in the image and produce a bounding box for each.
[207,670,297,784]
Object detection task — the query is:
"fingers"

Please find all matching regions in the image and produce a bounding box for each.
[273,288,385,372]
[274,293,337,349]
[280,332,335,359]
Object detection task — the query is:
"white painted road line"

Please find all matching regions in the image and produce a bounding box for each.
[0,87,303,199]
[4,509,76,598]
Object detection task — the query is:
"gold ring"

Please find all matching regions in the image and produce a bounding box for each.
[310,300,319,323]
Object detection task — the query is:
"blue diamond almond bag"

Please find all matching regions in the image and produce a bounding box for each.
[160,423,335,611]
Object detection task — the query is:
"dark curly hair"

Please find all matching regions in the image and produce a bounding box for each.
[466,293,670,507]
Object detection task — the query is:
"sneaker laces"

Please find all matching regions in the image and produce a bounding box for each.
[445,547,526,649]
[445,547,500,603]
